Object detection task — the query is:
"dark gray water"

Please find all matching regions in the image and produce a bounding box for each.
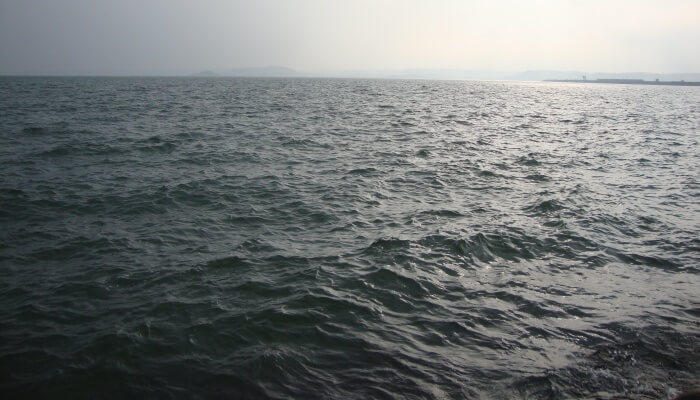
[1,77,698,399]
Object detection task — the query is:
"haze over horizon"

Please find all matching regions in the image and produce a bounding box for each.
[1,0,699,76]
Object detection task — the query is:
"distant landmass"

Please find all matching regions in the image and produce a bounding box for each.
[514,70,700,82]
[192,66,299,77]
[545,78,700,87]
[193,67,700,82]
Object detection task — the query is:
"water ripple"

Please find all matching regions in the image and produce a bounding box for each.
[1,77,698,399]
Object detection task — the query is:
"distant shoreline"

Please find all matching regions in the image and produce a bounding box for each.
[545,79,700,87]
[3,69,699,83]
[2,75,700,86]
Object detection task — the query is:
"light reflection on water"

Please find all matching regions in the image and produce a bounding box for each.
[0,77,698,399]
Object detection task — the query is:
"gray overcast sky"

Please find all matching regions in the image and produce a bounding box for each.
[1,0,698,75]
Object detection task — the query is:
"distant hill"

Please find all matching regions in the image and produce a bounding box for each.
[509,70,584,81]
[320,69,700,82]
[194,66,299,77]
[191,67,699,82]
[309,69,509,80]
[512,70,700,82]
[192,70,218,77]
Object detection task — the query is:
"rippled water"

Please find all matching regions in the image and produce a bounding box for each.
[1,77,698,399]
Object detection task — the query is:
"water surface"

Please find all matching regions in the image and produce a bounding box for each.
[0,77,698,399]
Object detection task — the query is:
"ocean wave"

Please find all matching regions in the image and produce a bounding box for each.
[1,77,698,399]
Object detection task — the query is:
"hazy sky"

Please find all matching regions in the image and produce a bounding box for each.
[1,0,698,75]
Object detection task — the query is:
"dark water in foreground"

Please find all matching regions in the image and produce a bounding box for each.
[0,77,698,399]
